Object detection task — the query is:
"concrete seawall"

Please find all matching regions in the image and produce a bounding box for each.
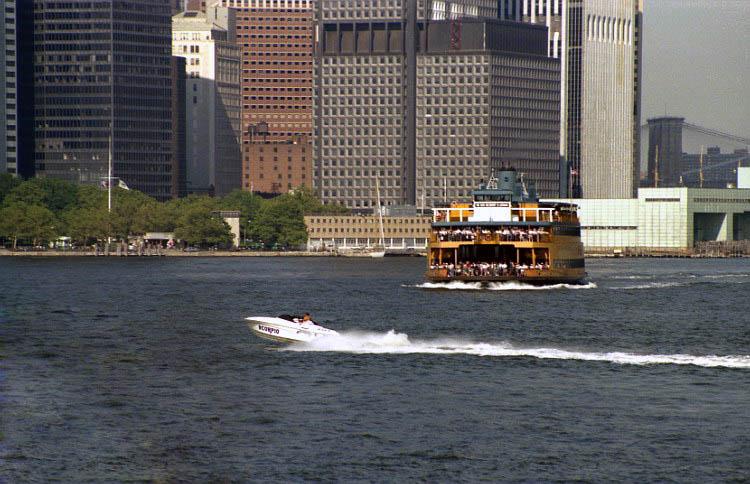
[0,250,336,257]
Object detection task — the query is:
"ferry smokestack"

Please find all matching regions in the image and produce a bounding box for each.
[498,167,517,193]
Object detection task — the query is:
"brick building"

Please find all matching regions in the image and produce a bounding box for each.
[214,0,314,194]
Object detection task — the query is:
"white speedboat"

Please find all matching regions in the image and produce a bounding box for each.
[246,316,339,343]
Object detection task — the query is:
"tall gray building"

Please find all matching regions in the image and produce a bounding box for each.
[33,1,174,200]
[646,116,684,188]
[1,1,17,175]
[314,0,561,210]
[1,1,33,176]
[498,0,643,199]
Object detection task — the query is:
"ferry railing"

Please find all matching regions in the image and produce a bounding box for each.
[430,232,552,244]
[426,267,552,279]
[432,207,559,223]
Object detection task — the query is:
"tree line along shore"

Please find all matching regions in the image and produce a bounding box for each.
[0,174,347,251]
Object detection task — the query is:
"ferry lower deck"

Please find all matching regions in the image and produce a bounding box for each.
[426,222,586,284]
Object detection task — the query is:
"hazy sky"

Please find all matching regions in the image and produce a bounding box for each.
[642,0,749,138]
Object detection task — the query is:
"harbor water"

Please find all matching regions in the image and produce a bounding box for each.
[1,257,749,481]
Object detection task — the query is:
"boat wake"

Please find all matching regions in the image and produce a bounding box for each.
[609,281,686,290]
[609,275,750,290]
[283,330,750,369]
[408,281,597,291]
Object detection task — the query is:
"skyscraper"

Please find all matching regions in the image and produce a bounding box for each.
[33,1,174,200]
[1,1,31,177]
[1,1,17,175]
[646,116,684,188]
[314,1,561,209]
[213,0,314,195]
[173,7,241,196]
[498,0,643,199]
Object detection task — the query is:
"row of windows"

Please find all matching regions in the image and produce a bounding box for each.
[319,10,401,21]
[318,194,401,206]
[319,155,401,164]
[243,69,309,75]
[321,64,401,75]
[692,198,750,204]
[320,56,400,66]
[419,154,487,167]
[240,32,310,38]
[238,16,310,22]
[243,51,309,56]
[322,128,402,137]
[242,43,310,49]
[320,177,400,187]
[321,99,401,110]
[586,14,633,45]
[322,137,402,147]
[319,117,400,128]
[243,83,310,89]
[245,62,311,69]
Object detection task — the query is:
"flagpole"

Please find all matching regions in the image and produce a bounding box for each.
[109,0,114,215]
[108,136,112,214]
[107,1,114,255]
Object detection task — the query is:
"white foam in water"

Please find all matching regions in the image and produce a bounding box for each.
[416,281,483,290]
[609,281,687,290]
[284,331,750,369]
[703,273,750,279]
[410,281,597,291]
[486,281,597,291]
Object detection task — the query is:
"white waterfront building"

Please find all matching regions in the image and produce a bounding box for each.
[546,187,750,253]
[173,7,241,196]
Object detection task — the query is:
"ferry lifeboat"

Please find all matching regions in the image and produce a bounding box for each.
[426,168,586,285]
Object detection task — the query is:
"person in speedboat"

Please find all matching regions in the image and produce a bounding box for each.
[301,313,317,325]
[290,313,316,325]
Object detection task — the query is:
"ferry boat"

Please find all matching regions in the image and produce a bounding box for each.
[426,168,586,285]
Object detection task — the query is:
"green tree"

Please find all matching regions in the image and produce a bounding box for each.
[64,206,111,246]
[218,190,264,242]
[4,181,45,207]
[173,205,232,248]
[73,184,107,211]
[110,188,157,238]
[0,173,21,206]
[0,202,58,249]
[32,178,79,214]
[248,200,307,248]
[246,187,348,248]
[141,201,177,233]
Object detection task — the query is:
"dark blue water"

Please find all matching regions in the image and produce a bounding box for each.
[1,257,749,482]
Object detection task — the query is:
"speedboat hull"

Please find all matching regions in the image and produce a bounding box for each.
[246,316,338,343]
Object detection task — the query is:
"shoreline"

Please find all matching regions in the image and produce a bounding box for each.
[0,250,335,257]
[0,249,747,259]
